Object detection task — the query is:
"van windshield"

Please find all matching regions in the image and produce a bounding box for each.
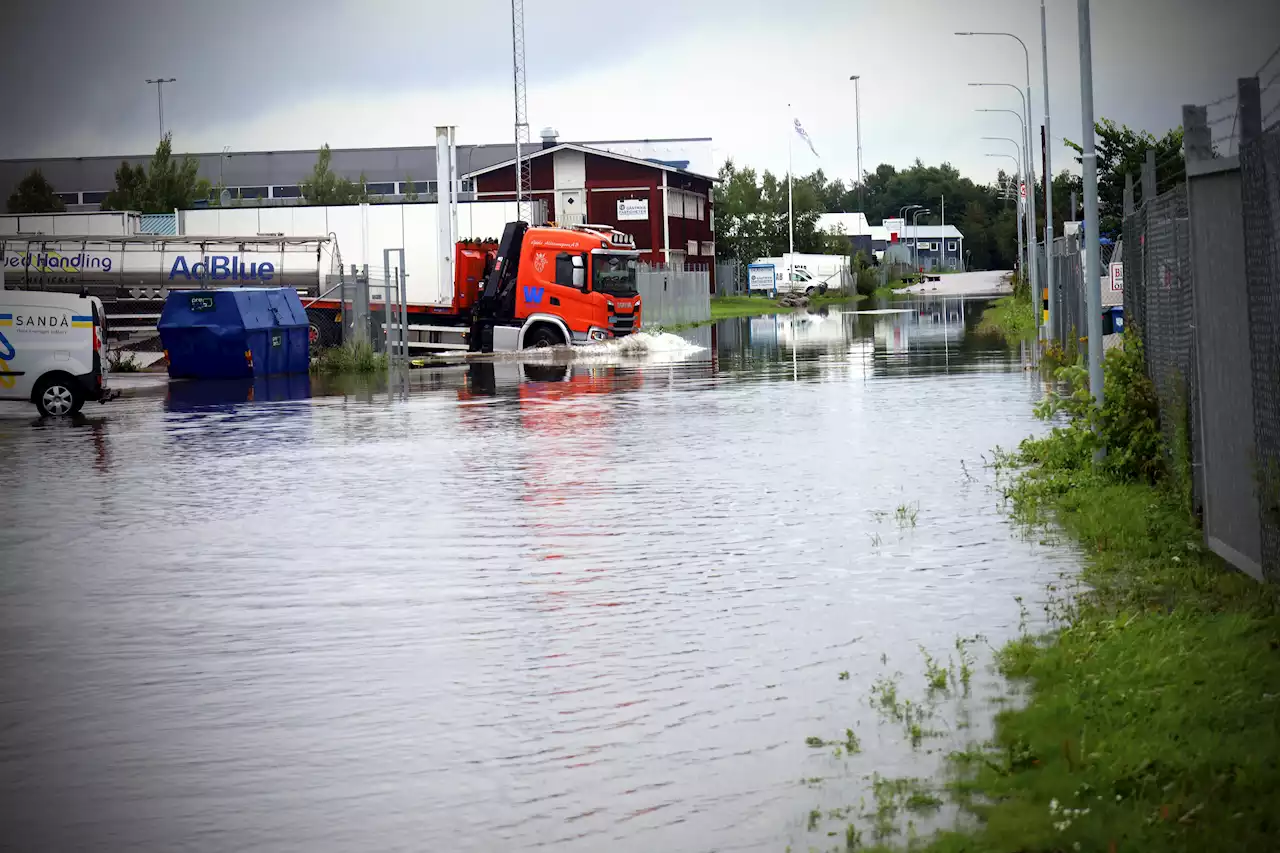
[592,254,638,295]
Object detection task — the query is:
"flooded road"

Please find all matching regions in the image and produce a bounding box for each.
[0,298,1075,852]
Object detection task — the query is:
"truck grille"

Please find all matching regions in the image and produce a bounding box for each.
[610,314,636,336]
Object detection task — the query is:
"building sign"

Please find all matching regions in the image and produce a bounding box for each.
[883,217,905,241]
[616,198,649,220]
[1109,261,1124,292]
[748,263,776,294]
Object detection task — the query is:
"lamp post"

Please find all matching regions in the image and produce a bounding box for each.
[958,29,1037,307]
[969,80,1037,309]
[145,77,176,138]
[898,204,920,248]
[849,75,864,212]
[912,208,931,272]
[986,153,1025,278]
[1040,0,1057,341]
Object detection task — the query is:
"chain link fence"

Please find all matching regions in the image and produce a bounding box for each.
[1241,121,1280,578]
[636,262,711,327]
[1124,185,1200,510]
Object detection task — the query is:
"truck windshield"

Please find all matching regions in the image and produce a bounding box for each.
[592,254,638,295]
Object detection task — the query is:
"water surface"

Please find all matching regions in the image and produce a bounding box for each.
[0,297,1076,851]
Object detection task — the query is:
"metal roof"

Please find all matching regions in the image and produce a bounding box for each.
[464,142,719,182]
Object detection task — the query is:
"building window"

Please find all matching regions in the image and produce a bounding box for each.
[272,185,301,198]
[81,191,109,204]
[365,182,395,195]
[56,192,80,205]
[696,195,705,221]
[238,186,269,199]
[460,178,476,193]
[947,241,957,252]
[687,239,698,256]
[426,180,439,195]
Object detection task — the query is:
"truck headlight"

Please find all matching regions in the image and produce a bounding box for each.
[589,329,608,342]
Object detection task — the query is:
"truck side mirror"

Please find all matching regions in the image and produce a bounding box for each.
[571,254,585,289]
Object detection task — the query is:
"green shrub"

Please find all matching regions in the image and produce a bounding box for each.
[310,341,388,375]
[1025,333,1163,483]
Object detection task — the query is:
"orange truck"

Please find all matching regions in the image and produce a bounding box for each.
[306,221,643,354]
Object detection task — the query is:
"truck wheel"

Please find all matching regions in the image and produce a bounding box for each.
[523,325,564,349]
[805,286,816,296]
[35,374,85,417]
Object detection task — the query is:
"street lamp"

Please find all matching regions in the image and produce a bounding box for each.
[970,80,1037,306]
[898,204,920,251]
[912,208,931,271]
[986,153,1026,278]
[958,30,1037,296]
[849,75,864,212]
[145,77,176,138]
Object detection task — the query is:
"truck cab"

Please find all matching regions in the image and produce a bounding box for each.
[470,222,643,352]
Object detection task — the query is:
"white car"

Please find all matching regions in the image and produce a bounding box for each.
[0,289,114,416]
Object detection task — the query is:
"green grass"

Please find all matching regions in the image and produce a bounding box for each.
[857,421,1280,851]
[310,341,388,374]
[975,292,1036,344]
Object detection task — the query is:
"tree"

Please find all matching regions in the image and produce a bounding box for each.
[1064,119,1184,238]
[101,133,208,212]
[6,169,66,213]
[299,144,370,205]
[403,174,419,202]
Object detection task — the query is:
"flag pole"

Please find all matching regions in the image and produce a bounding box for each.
[787,106,795,289]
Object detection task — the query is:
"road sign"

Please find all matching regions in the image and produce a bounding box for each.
[1109,261,1124,292]
[1019,182,1027,200]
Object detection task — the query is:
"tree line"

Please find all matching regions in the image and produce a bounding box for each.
[7,120,1184,253]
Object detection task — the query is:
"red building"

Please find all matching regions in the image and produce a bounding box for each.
[467,141,718,289]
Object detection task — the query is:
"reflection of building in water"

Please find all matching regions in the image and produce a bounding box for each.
[748,311,856,351]
[873,300,966,352]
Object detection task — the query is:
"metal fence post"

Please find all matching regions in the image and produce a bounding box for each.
[1183,104,1212,163]
[1142,148,1157,205]
[1123,172,1135,215]
[1238,76,1262,148]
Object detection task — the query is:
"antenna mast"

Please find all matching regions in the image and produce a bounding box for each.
[511,0,532,223]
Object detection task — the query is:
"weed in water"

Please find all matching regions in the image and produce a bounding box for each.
[808,808,822,832]
[867,532,882,547]
[953,635,977,693]
[844,728,861,754]
[838,671,850,681]
[920,646,949,693]
[311,341,388,375]
[106,350,141,372]
[894,502,919,528]
[845,823,862,850]
[805,736,827,748]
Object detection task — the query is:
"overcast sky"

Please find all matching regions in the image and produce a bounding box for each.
[3,0,1278,186]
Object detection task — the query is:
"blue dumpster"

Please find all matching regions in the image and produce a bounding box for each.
[1102,305,1125,335]
[159,287,310,379]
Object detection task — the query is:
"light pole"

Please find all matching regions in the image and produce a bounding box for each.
[986,153,1025,277]
[1040,0,1057,341]
[969,80,1037,307]
[1078,0,1103,417]
[899,204,920,254]
[912,208,931,271]
[958,30,1037,306]
[849,75,864,212]
[145,77,176,138]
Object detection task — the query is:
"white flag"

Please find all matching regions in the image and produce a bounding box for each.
[793,118,819,158]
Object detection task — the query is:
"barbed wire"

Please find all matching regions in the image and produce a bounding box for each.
[1263,67,1280,92]
[1264,100,1280,127]
[1256,41,1280,76]
[1199,91,1237,109]
[1206,109,1238,126]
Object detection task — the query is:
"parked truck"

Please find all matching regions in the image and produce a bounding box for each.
[305,220,643,353]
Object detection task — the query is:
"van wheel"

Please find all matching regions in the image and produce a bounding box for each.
[523,325,564,349]
[805,286,816,296]
[35,375,85,417]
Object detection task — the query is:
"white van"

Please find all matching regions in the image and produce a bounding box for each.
[0,289,113,416]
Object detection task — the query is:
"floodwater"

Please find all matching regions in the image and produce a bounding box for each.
[0,297,1077,852]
